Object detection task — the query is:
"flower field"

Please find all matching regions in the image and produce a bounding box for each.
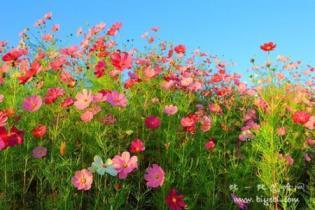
[0,13,314,210]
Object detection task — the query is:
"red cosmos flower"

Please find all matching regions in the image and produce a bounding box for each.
[60,98,74,108]
[145,115,161,129]
[0,126,24,150]
[32,124,47,139]
[174,44,186,54]
[129,139,145,153]
[44,88,65,104]
[107,22,122,36]
[94,60,106,78]
[110,50,132,71]
[166,188,187,210]
[2,48,28,62]
[205,139,216,151]
[18,60,41,85]
[181,113,198,133]
[292,111,311,125]
[260,42,276,52]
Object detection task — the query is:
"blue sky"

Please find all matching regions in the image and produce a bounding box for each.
[1,0,315,74]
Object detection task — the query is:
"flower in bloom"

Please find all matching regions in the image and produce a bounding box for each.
[129,139,145,153]
[145,115,161,129]
[164,105,178,116]
[106,91,128,107]
[292,111,311,125]
[260,42,276,52]
[32,124,47,139]
[44,88,65,104]
[74,89,93,110]
[306,138,315,148]
[144,164,165,188]
[304,116,315,130]
[180,114,198,133]
[80,110,94,122]
[88,155,117,176]
[0,111,8,127]
[0,126,24,150]
[231,193,248,209]
[110,50,132,71]
[277,127,286,136]
[200,116,212,132]
[2,48,28,62]
[166,188,187,210]
[71,169,93,191]
[174,44,186,54]
[23,95,42,112]
[94,60,106,78]
[61,98,74,108]
[208,103,222,114]
[32,146,47,159]
[205,139,216,151]
[112,151,138,179]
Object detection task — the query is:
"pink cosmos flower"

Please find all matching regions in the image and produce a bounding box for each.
[144,164,165,188]
[71,169,93,191]
[2,48,28,62]
[208,103,222,114]
[205,139,216,151]
[277,127,286,136]
[52,24,60,32]
[23,95,42,112]
[74,89,93,110]
[164,105,178,116]
[0,111,8,127]
[145,115,161,129]
[80,110,94,122]
[112,151,138,179]
[200,116,212,132]
[32,146,47,159]
[106,91,127,107]
[304,116,315,130]
[129,139,145,153]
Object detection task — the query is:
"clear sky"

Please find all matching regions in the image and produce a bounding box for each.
[1,0,315,74]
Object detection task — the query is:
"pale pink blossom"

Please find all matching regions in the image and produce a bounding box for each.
[164,105,178,116]
[74,89,93,110]
[71,169,93,191]
[112,151,138,179]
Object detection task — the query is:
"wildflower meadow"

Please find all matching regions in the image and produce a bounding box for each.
[0,12,314,210]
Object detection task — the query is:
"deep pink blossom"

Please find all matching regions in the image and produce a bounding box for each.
[144,164,165,188]
[23,95,42,112]
[145,115,161,129]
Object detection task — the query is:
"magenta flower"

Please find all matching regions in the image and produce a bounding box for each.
[164,105,178,116]
[106,91,127,107]
[71,169,93,191]
[23,95,42,112]
[32,146,47,159]
[74,89,93,110]
[129,139,145,153]
[145,115,161,129]
[144,164,165,188]
[112,151,138,179]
